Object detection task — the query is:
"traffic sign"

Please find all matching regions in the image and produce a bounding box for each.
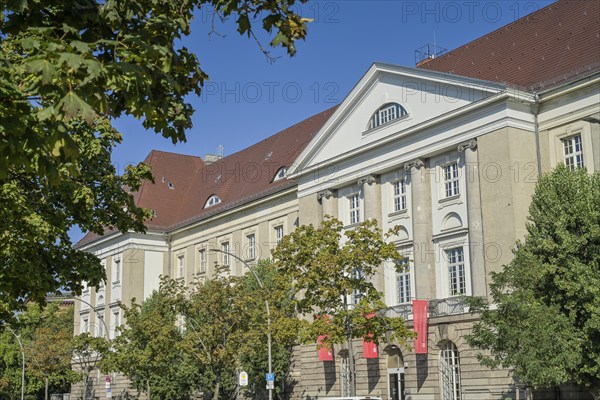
[265,373,274,382]
[266,381,274,390]
[239,371,248,386]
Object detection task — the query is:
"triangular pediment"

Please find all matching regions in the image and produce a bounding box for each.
[288,63,506,178]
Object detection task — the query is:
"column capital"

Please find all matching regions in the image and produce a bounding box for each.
[457,139,478,152]
[357,174,377,187]
[317,189,335,202]
[404,158,425,171]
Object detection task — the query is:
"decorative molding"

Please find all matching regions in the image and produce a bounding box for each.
[403,158,425,171]
[357,174,377,186]
[457,139,477,152]
[317,189,335,202]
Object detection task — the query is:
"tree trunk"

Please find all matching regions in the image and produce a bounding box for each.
[213,381,220,400]
[45,377,49,400]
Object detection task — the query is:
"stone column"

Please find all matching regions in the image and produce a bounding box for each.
[459,139,487,298]
[317,189,337,222]
[358,175,383,292]
[407,158,436,300]
[358,174,381,227]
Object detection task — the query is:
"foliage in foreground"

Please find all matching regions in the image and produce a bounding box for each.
[0,303,77,399]
[0,0,311,323]
[467,165,600,399]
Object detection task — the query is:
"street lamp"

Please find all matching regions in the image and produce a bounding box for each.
[210,249,273,400]
[6,327,25,400]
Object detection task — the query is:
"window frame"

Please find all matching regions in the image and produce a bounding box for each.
[246,233,256,260]
[205,194,222,208]
[198,248,207,274]
[348,193,361,225]
[395,256,412,305]
[367,102,409,130]
[274,225,284,245]
[440,341,462,400]
[446,247,466,296]
[562,134,585,170]
[392,179,408,213]
[442,162,460,199]
[221,241,230,266]
[112,255,121,285]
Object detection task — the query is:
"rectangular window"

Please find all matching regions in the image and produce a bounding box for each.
[113,258,121,284]
[112,311,120,338]
[247,234,256,260]
[349,194,360,225]
[82,317,89,334]
[177,255,185,279]
[98,316,104,338]
[351,269,364,305]
[446,247,466,296]
[563,134,584,170]
[396,258,411,304]
[379,104,397,125]
[221,242,230,265]
[443,163,460,198]
[198,249,207,273]
[275,225,284,245]
[393,180,407,212]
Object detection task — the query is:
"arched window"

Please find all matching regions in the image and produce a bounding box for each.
[273,167,287,181]
[440,341,462,400]
[205,195,222,208]
[387,348,406,400]
[368,103,408,130]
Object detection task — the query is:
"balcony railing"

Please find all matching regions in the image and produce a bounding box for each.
[385,297,467,320]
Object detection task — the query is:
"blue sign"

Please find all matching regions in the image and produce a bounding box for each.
[266,373,274,382]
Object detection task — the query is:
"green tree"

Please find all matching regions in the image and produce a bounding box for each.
[0,303,77,399]
[467,165,600,399]
[271,216,415,397]
[0,0,310,322]
[102,278,196,400]
[72,333,109,400]
[234,260,301,399]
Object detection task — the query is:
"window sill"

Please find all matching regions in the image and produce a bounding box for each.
[343,222,361,230]
[362,114,409,137]
[388,209,408,219]
[438,194,462,208]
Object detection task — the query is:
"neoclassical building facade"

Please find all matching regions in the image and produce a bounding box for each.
[72,1,599,399]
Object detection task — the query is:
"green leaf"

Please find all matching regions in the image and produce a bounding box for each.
[59,91,97,124]
[25,59,58,85]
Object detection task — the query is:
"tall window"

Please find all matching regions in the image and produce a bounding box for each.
[275,225,284,245]
[112,310,120,338]
[97,316,104,338]
[393,180,407,212]
[446,247,466,296]
[351,269,364,305]
[440,341,462,400]
[177,255,185,279]
[221,242,230,265]
[396,257,411,304]
[81,317,89,334]
[247,234,256,260]
[113,257,121,284]
[349,194,360,225]
[563,134,584,170]
[443,163,460,198]
[198,249,207,273]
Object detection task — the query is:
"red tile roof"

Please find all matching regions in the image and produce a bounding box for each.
[76,106,337,247]
[418,0,600,90]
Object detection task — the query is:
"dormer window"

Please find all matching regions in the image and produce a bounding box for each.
[273,167,287,182]
[368,103,408,130]
[205,195,222,208]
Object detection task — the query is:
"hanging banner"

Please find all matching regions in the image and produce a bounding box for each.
[317,335,334,361]
[362,334,379,359]
[413,299,428,354]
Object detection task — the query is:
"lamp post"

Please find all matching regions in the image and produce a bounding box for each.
[6,327,25,400]
[210,249,273,400]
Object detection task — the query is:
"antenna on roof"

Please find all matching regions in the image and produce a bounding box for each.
[415,42,447,67]
[204,145,225,165]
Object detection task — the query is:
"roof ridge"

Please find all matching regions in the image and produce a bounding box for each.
[216,105,339,163]
[146,149,204,160]
[420,0,562,70]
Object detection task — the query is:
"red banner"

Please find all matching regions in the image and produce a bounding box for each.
[413,299,428,354]
[317,335,334,361]
[363,334,379,359]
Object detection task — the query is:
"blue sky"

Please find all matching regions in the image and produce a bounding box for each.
[73,0,552,242]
